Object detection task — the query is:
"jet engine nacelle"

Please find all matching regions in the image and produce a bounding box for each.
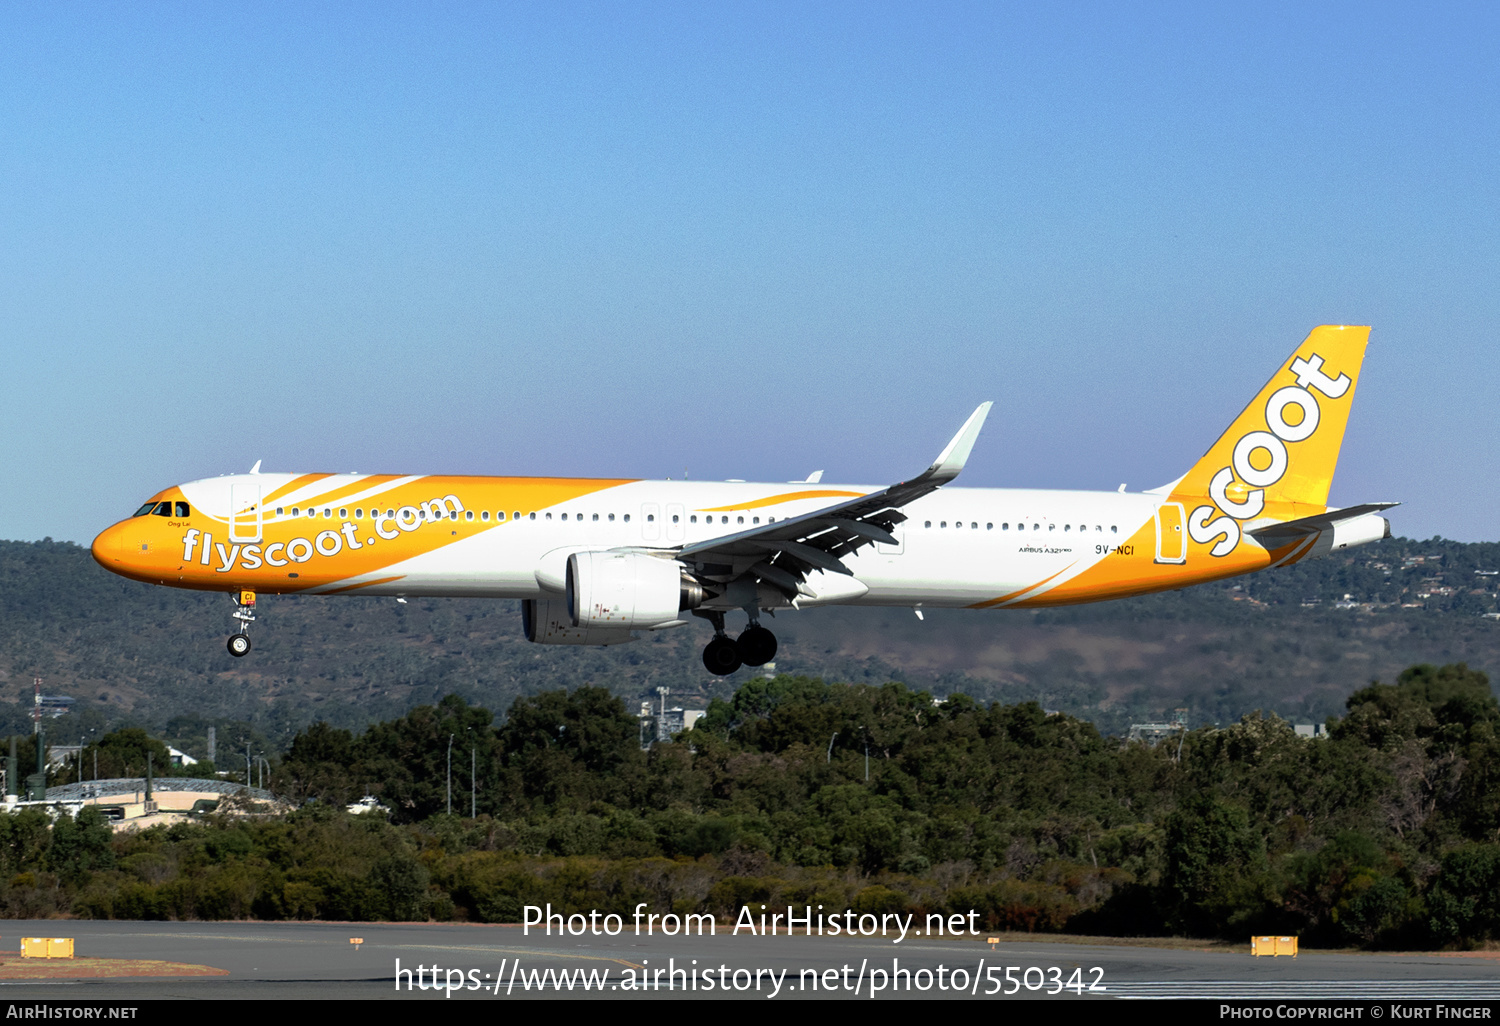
[566,551,702,629]
[522,598,637,646]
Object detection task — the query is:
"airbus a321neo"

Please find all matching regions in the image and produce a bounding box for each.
[93,325,1395,674]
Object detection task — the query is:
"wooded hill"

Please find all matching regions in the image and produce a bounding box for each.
[11,665,1500,948]
[3,534,1500,756]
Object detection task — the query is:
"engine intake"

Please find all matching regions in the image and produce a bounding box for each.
[566,551,701,629]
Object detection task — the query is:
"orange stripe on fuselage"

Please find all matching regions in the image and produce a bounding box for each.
[967,564,1077,608]
[282,474,410,510]
[261,474,337,506]
[695,490,863,512]
[320,575,407,594]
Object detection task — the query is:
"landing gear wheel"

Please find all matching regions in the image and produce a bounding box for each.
[703,636,742,675]
[736,625,777,667]
[227,633,251,658]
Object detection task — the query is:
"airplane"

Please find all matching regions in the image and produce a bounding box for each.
[92,325,1395,675]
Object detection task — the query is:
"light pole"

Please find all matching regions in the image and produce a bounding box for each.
[446,734,454,816]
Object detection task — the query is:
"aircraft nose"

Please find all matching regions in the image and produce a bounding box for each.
[91,522,124,568]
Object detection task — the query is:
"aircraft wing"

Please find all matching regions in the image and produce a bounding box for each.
[676,403,992,599]
[1248,502,1400,545]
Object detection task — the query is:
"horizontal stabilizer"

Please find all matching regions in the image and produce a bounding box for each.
[1249,502,1400,542]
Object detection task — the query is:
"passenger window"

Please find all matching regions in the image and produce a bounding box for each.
[971,522,977,530]
[924,521,931,528]
[608,513,615,521]
[940,521,947,528]
[545,513,552,520]
[529,513,536,520]
[721,516,728,525]
[1111,526,1118,533]
[175,502,191,517]
[154,502,172,516]
[986,523,992,530]
[753,517,760,524]
[324,508,332,518]
[276,507,285,516]
[690,515,697,523]
[624,514,631,523]
[646,515,654,523]
[1065,525,1071,532]
[561,513,568,521]
[736,516,744,525]
[292,508,300,517]
[466,511,474,521]
[672,515,679,523]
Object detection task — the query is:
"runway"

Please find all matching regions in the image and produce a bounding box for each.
[0,922,1497,1001]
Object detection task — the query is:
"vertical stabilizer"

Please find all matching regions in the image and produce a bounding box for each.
[1171,325,1370,517]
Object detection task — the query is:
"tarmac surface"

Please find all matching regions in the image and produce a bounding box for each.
[0,921,1497,1000]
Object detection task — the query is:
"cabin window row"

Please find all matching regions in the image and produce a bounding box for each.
[922,520,1119,533]
[266,507,779,526]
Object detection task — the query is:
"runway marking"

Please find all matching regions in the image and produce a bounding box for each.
[82,933,644,970]
[0,956,227,979]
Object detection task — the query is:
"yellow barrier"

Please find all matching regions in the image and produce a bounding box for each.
[1251,935,1298,957]
[21,938,74,959]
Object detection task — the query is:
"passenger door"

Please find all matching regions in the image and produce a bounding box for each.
[1154,502,1185,564]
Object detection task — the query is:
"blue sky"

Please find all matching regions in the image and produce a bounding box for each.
[3,2,1495,543]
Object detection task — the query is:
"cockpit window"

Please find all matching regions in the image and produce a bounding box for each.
[134,502,157,517]
[175,502,191,517]
[154,502,172,517]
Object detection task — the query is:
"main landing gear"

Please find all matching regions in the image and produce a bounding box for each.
[698,611,778,675]
[228,590,256,658]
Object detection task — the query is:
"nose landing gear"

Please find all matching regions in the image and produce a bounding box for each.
[228,590,256,658]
